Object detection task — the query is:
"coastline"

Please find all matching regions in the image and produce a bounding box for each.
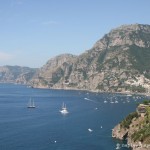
[0,82,149,97]
[112,102,150,150]
[30,85,150,97]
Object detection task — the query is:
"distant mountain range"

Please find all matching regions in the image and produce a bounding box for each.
[1,24,150,93]
[0,65,37,84]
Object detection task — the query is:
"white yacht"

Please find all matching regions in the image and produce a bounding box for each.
[115,100,118,103]
[88,128,93,132]
[104,100,108,103]
[27,98,35,108]
[60,102,69,114]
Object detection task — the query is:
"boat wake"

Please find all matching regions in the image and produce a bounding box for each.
[84,98,97,103]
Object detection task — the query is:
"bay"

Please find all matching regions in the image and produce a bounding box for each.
[0,83,147,150]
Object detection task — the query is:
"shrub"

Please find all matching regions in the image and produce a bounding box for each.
[120,112,138,129]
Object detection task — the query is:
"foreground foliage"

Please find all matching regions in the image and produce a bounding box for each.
[120,112,138,129]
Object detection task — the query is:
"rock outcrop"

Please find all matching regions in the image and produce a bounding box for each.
[112,101,150,150]
[30,54,77,88]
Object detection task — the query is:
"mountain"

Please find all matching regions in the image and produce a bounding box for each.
[0,65,37,84]
[30,54,77,88]
[30,24,150,93]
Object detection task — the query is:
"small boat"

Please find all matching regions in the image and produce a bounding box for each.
[115,100,118,103]
[27,98,35,108]
[88,128,93,132]
[60,102,69,114]
[116,143,121,149]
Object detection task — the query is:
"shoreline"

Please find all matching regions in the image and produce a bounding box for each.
[0,82,149,97]
[30,85,150,97]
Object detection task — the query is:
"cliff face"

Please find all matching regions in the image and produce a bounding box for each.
[30,24,150,93]
[0,65,37,84]
[30,54,77,88]
[112,103,150,150]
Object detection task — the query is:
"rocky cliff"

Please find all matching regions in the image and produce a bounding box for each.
[0,65,37,84]
[30,54,77,88]
[30,24,150,93]
[112,101,150,150]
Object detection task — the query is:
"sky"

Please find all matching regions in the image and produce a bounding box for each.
[0,0,150,68]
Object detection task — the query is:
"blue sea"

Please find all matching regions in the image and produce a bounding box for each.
[0,83,147,150]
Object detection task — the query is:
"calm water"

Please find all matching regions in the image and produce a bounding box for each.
[0,83,147,150]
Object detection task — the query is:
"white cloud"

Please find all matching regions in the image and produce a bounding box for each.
[0,52,14,61]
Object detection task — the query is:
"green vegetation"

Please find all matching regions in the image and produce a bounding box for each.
[125,85,146,93]
[68,82,78,87]
[52,68,64,84]
[82,70,88,80]
[64,65,72,80]
[119,31,125,38]
[131,85,146,93]
[97,50,107,64]
[142,100,150,105]
[96,84,104,90]
[38,76,48,85]
[86,56,94,66]
[96,64,103,71]
[144,72,150,79]
[120,112,138,129]
[119,60,126,68]
[104,57,119,68]
[130,30,150,46]
[77,68,88,80]
[118,101,150,144]
[128,45,150,73]
[131,107,150,143]
[131,124,150,143]
[146,107,150,123]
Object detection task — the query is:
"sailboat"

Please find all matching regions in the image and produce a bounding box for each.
[27,98,35,108]
[60,102,69,114]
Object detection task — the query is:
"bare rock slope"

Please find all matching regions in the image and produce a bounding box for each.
[30,24,150,93]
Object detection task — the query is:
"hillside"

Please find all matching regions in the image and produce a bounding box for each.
[30,54,77,88]
[112,100,150,150]
[30,24,150,93]
[0,65,37,84]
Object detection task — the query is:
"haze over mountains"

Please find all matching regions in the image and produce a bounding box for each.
[1,24,150,93]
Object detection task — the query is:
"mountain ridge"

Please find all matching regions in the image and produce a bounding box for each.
[30,23,150,93]
[1,23,150,94]
[0,65,37,84]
